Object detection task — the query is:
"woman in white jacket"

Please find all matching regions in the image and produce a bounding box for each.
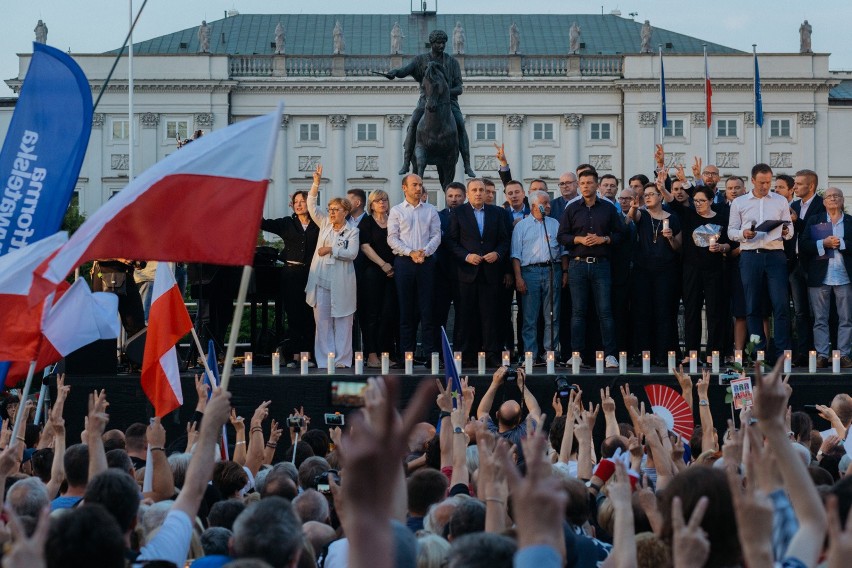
[305,165,360,368]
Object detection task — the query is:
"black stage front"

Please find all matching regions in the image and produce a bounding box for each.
[48,366,852,455]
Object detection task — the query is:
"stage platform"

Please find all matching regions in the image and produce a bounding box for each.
[48,365,852,455]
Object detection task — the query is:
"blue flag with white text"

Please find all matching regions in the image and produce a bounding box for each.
[754,54,764,127]
[0,42,92,256]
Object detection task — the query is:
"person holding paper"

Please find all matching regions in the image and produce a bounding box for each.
[799,187,852,369]
[727,163,794,355]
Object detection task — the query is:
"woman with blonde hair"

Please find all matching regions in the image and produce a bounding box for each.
[305,164,360,368]
[358,189,400,367]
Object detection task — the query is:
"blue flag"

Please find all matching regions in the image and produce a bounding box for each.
[754,53,764,127]
[202,339,220,398]
[0,42,93,389]
[0,362,10,392]
[659,48,668,128]
[0,42,93,256]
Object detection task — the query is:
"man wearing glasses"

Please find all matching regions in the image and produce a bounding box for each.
[680,157,724,205]
[549,172,578,221]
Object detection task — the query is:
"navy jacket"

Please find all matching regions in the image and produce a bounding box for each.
[445,203,510,284]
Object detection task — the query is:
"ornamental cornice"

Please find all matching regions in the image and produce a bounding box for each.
[619,80,833,93]
[230,82,617,95]
[84,81,238,95]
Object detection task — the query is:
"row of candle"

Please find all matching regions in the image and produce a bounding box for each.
[248,348,845,375]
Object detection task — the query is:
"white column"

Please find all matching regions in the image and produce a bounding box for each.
[506,114,524,181]
[329,114,348,199]
[138,112,159,174]
[387,114,406,206]
[272,115,290,218]
[86,114,105,215]
[563,113,582,170]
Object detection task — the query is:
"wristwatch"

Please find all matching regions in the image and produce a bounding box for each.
[453,427,463,434]
[699,400,709,407]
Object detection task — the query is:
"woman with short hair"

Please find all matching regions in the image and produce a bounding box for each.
[305,165,359,368]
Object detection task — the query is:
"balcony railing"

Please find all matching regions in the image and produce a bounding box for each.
[228,54,623,79]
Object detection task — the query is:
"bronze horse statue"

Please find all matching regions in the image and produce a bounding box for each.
[412,61,459,190]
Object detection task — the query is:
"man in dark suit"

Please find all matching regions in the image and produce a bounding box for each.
[789,169,825,365]
[446,178,511,366]
[434,182,466,346]
[798,187,852,368]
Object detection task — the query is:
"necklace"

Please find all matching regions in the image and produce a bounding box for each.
[650,216,661,243]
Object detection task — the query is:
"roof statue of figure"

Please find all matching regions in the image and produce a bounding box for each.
[34,20,48,44]
[391,21,404,54]
[569,22,581,53]
[799,20,812,53]
[333,21,345,55]
[198,20,210,53]
[274,22,285,54]
[453,21,465,55]
[509,22,520,54]
[640,20,652,53]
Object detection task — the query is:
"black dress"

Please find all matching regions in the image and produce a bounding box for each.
[356,215,399,356]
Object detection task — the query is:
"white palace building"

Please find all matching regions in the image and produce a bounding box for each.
[4,10,852,218]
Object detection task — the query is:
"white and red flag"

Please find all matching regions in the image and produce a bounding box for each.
[141,263,193,417]
[30,107,282,302]
[0,232,67,362]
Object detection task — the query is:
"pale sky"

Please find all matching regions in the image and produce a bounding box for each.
[2,0,850,97]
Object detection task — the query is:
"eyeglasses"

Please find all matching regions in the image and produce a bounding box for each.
[693,199,709,204]
[558,181,577,187]
[824,194,844,200]
[327,207,343,213]
[703,171,720,177]
[617,196,633,201]
[644,193,660,198]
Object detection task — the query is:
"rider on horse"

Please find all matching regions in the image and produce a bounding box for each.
[383,29,476,178]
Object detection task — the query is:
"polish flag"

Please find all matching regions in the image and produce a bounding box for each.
[2,278,119,384]
[0,232,67,362]
[31,106,282,302]
[141,263,193,417]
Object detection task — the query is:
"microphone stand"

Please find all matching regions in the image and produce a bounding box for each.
[541,207,556,365]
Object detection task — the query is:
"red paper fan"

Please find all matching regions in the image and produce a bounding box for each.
[643,384,694,442]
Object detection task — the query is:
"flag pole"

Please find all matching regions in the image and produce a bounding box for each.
[128,0,135,181]
[219,265,253,391]
[752,44,758,164]
[704,45,710,166]
[190,327,216,381]
[32,366,54,426]
[11,361,37,442]
[658,45,664,147]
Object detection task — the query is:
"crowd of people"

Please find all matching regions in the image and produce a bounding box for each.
[1,356,852,567]
[260,144,852,371]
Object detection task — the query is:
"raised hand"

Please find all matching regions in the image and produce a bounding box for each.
[435,378,454,412]
[691,156,702,179]
[185,421,199,453]
[494,142,507,166]
[229,408,245,431]
[551,393,563,417]
[251,401,272,429]
[1,505,49,568]
[86,389,110,437]
[826,495,852,568]
[620,383,639,413]
[671,496,710,568]
[312,163,323,185]
[654,144,665,167]
[600,387,616,415]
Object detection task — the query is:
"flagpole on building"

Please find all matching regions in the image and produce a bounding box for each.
[704,45,710,166]
[92,0,148,111]
[219,266,253,391]
[658,45,664,147]
[128,0,135,181]
[10,361,37,442]
[752,44,759,164]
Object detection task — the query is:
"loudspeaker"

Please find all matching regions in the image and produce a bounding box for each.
[124,327,147,366]
[64,339,118,375]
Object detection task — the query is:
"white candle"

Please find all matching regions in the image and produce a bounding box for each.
[735,350,743,366]
[431,352,440,375]
[381,352,390,375]
[711,351,720,373]
[405,352,414,375]
[244,352,253,375]
[354,352,364,375]
[524,351,534,375]
[596,351,604,374]
[502,351,511,367]
[572,352,580,375]
[833,350,841,374]
[271,352,280,375]
[756,350,765,362]
[327,352,335,374]
[668,351,676,372]
[454,351,462,375]
[300,352,309,375]
[689,351,698,374]
[478,352,486,375]
[619,351,627,374]
[642,351,651,374]
[709,235,717,247]
[547,351,556,374]
[784,350,792,373]
[663,218,669,232]
[809,350,817,373]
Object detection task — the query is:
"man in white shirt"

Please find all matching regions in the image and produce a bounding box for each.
[511,190,567,361]
[387,174,442,357]
[728,163,794,355]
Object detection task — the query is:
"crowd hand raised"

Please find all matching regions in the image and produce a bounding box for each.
[600,386,616,415]
[477,431,509,503]
[753,359,790,427]
[312,163,323,185]
[205,388,233,430]
[826,495,852,568]
[194,374,210,409]
[0,443,22,478]
[268,419,284,445]
[53,373,70,413]
[185,422,199,452]
[673,365,692,390]
[86,389,110,437]
[251,401,272,429]
[636,485,663,535]
[696,369,711,400]
[0,420,10,449]
[654,144,665,167]
[435,378,455,412]
[675,164,687,183]
[1,505,49,568]
[494,142,508,166]
[691,156,702,179]
[497,414,567,560]
[619,383,639,413]
[816,404,841,426]
[820,434,842,455]
[460,377,475,417]
[147,417,166,449]
[229,409,245,431]
[671,496,710,568]
[551,393,563,418]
